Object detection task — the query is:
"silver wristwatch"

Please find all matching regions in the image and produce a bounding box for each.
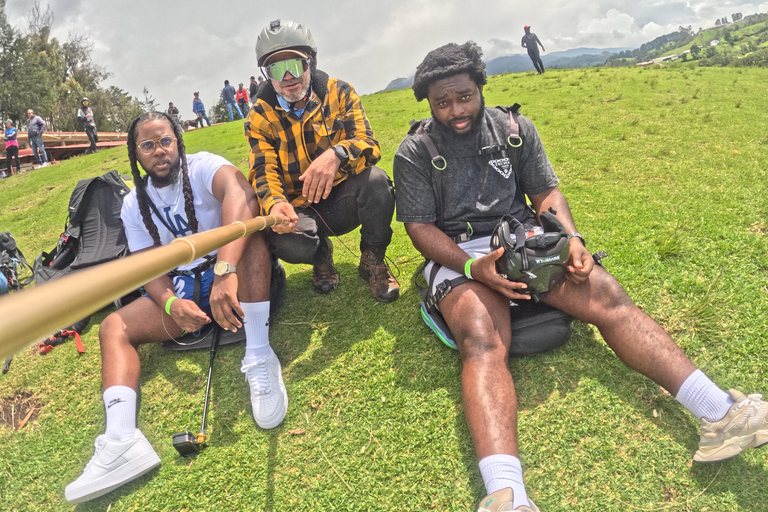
[213,261,237,276]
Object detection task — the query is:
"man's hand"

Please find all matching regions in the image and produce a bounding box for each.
[299,149,340,203]
[169,298,211,333]
[269,202,298,234]
[209,274,244,332]
[565,240,593,284]
[470,248,531,300]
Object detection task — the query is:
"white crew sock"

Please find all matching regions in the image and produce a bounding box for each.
[103,385,137,442]
[479,454,529,509]
[241,301,274,362]
[676,369,735,422]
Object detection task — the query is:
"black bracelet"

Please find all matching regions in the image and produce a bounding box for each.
[567,232,586,246]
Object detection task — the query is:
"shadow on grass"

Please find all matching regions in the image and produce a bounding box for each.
[388,286,768,509]
[120,258,768,511]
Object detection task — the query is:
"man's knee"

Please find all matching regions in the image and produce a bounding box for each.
[457,330,508,365]
[591,270,634,312]
[444,294,511,362]
[359,166,395,206]
[241,231,269,264]
[99,312,128,347]
[267,228,321,264]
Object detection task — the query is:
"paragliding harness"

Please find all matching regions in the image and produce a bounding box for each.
[0,231,34,290]
[136,179,253,352]
[33,170,137,333]
[34,170,132,283]
[410,105,589,355]
[130,184,225,351]
[1,232,34,374]
[37,329,85,354]
[141,180,216,308]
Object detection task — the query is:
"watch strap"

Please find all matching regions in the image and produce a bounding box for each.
[567,232,586,246]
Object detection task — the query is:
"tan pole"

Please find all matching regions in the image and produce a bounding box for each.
[0,215,283,360]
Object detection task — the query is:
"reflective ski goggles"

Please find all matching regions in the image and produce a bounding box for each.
[263,58,310,81]
[137,135,176,155]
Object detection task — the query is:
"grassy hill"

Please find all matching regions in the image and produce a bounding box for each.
[1,65,767,511]
[605,14,768,68]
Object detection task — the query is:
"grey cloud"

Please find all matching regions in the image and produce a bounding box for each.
[5,0,766,112]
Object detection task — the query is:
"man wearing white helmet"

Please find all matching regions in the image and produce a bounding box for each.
[245,19,400,304]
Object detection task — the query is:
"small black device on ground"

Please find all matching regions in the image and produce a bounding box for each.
[172,324,222,456]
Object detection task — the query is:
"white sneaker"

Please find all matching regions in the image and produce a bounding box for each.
[241,352,288,429]
[65,429,161,503]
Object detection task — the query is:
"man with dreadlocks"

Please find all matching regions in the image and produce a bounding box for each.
[65,111,289,503]
[246,19,399,303]
[393,42,768,511]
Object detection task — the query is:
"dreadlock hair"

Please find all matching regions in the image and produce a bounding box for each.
[412,41,487,102]
[126,111,199,247]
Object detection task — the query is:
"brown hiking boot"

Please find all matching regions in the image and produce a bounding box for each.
[312,239,339,294]
[358,250,400,303]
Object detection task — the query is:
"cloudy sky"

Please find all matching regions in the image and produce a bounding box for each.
[6,0,768,120]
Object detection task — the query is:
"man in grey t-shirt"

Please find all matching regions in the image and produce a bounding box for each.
[393,42,768,512]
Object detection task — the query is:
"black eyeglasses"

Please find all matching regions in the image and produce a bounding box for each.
[137,136,176,155]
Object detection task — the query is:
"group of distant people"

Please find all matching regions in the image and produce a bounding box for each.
[1,98,99,177]
[168,75,266,132]
[1,109,50,178]
[221,75,265,122]
[4,26,544,180]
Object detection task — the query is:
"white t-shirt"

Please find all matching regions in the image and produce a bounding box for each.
[121,151,231,271]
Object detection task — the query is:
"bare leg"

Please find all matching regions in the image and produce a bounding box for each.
[441,282,518,458]
[544,266,696,396]
[236,231,271,303]
[100,297,183,391]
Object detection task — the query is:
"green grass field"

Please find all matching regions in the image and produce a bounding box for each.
[1,65,767,511]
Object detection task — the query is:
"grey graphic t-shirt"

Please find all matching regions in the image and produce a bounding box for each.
[393,107,559,238]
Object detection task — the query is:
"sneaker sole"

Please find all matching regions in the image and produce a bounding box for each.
[693,430,768,463]
[65,451,161,503]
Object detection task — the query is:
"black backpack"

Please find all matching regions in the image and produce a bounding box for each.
[32,170,138,329]
[34,170,131,284]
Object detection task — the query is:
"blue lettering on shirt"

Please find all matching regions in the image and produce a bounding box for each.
[163,206,192,237]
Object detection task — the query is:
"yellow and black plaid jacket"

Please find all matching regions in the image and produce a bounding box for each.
[245,70,381,215]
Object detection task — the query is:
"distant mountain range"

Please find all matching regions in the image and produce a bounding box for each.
[382,47,632,91]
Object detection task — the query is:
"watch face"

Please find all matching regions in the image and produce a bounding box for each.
[214,261,227,275]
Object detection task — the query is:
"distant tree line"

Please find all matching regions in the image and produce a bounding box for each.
[607,28,695,64]
[0,1,149,132]
[606,14,768,69]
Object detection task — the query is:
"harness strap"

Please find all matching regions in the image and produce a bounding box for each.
[141,177,214,305]
[415,259,471,311]
[170,255,216,305]
[412,122,446,170]
[508,107,522,147]
[144,185,179,236]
